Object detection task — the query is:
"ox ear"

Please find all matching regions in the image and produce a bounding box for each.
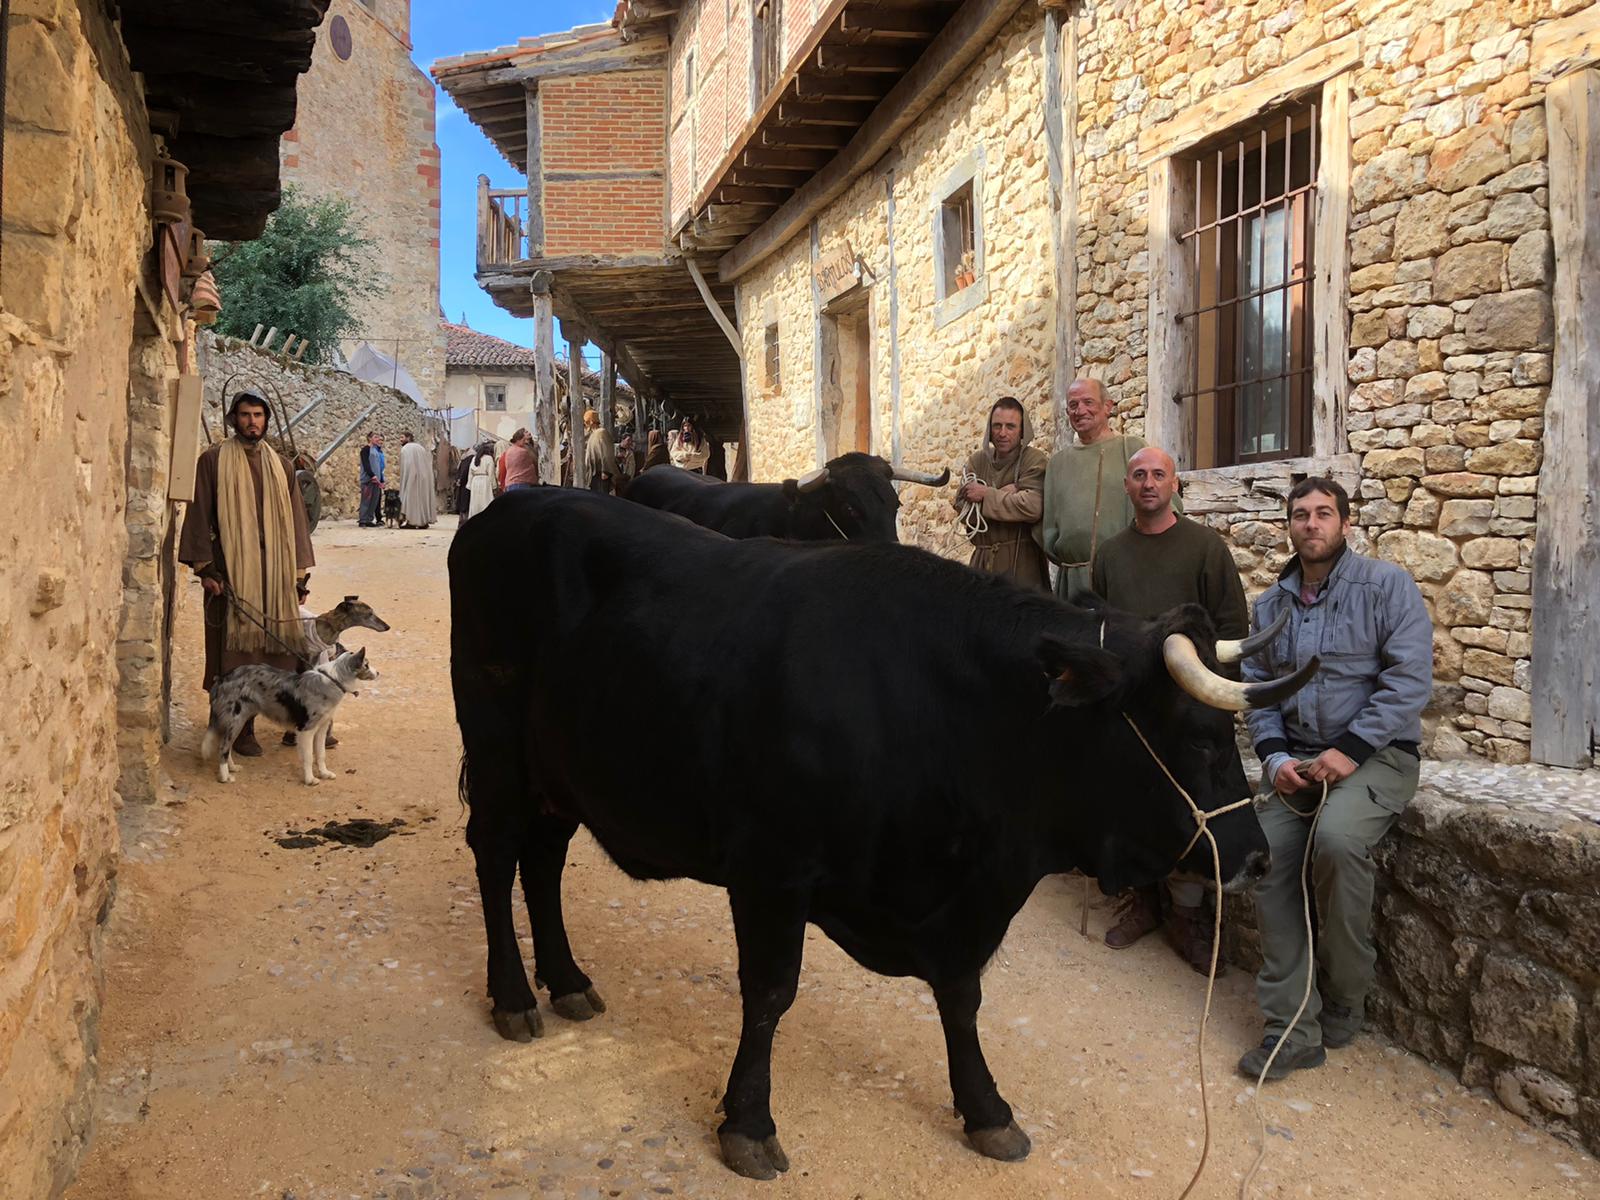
[1036,635,1122,707]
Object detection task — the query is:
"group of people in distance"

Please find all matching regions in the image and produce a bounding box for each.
[953,378,1431,1082]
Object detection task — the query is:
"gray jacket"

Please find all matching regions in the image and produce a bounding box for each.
[1244,546,1433,786]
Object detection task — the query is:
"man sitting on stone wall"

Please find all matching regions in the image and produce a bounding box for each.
[1238,477,1432,1080]
[179,392,316,756]
[1091,447,1249,972]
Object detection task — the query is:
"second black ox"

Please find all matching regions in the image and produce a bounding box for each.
[449,489,1313,1181]
[624,451,948,541]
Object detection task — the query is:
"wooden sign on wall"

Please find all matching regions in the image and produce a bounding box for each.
[167,374,203,502]
[813,241,860,304]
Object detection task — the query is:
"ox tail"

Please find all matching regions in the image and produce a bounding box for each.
[458,754,472,812]
[200,727,220,763]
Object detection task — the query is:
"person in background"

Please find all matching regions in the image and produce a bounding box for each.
[465,440,498,520]
[642,428,669,472]
[668,416,710,473]
[1041,379,1153,600]
[396,431,436,529]
[179,391,315,756]
[1237,476,1432,1081]
[616,433,638,487]
[584,409,620,495]
[498,428,539,492]
[1091,446,1249,973]
[951,396,1049,590]
[357,431,385,528]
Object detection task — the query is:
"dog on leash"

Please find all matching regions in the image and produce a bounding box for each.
[282,592,392,748]
[201,648,377,786]
[383,487,404,529]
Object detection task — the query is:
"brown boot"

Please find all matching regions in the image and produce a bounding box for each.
[1166,903,1224,977]
[1104,885,1162,949]
[233,718,264,757]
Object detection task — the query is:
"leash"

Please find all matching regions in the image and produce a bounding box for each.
[824,509,850,540]
[209,582,315,671]
[955,467,989,541]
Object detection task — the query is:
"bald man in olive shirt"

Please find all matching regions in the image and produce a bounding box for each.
[1091,447,1250,973]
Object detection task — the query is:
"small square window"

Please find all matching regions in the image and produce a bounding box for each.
[939,181,977,298]
[764,323,781,390]
[484,384,507,412]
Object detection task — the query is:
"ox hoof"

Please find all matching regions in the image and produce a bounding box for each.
[491,1006,544,1042]
[550,986,607,1021]
[718,1131,789,1180]
[967,1121,1031,1163]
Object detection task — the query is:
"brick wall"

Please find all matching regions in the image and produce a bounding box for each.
[539,69,666,256]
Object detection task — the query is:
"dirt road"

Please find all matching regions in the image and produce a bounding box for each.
[65,523,1598,1200]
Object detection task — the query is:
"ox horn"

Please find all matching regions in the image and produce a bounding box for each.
[1215,608,1289,664]
[1163,634,1319,712]
[796,467,830,493]
[889,465,951,487]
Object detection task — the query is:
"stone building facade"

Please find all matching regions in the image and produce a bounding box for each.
[2,3,327,1193]
[281,0,446,406]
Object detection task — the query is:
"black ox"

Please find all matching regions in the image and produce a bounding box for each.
[624,451,949,541]
[449,489,1313,1180]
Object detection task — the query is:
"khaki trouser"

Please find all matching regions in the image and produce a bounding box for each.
[1254,745,1420,1048]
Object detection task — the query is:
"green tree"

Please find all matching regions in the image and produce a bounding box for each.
[209,187,383,364]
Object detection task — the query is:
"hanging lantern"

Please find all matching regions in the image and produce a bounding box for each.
[188,270,221,325]
[182,227,210,279]
[151,151,191,223]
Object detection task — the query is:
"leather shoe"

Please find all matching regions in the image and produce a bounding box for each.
[1237,1036,1325,1081]
[1322,1002,1361,1048]
[232,723,264,757]
[1104,885,1161,949]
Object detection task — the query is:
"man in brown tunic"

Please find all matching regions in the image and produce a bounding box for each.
[951,396,1049,590]
[179,392,316,755]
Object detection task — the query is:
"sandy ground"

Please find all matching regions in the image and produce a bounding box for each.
[64,521,1599,1200]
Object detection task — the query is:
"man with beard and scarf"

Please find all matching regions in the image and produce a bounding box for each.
[1091,446,1249,973]
[179,392,316,756]
[950,396,1049,590]
[1236,476,1431,1081]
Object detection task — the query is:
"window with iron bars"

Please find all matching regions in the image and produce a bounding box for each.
[764,323,781,390]
[1179,98,1318,468]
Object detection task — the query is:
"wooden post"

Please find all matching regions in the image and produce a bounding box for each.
[686,257,746,360]
[600,352,616,438]
[1145,156,1198,467]
[1532,68,1600,767]
[525,86,545,257]
[476,174,490,271]
[1045,6,1079,451]
[532,279,558,485]
[568,335,588,488]
[1313,71,1352,458]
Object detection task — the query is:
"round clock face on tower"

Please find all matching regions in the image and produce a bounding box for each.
[330,15,353,61]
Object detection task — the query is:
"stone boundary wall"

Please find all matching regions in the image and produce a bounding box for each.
[198,334,437,520]
[1,2,151,1193]
[1224,763,1600,1157]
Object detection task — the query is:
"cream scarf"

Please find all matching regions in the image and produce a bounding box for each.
[217,437,303,656]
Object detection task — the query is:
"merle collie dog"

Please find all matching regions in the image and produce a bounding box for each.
[201,648,377,786]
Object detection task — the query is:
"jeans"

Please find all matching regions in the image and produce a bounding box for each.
[359,480,382,525]
[1254,744,1419,1047]
[507,482,535,492]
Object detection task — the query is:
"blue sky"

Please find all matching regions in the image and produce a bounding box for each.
[413,1,615,364]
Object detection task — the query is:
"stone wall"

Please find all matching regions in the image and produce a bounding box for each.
[1,0,154,1191]
[736,7,1057,552]
[1225,761,1600,1157]
[280,0,445,406]
[199,334,437,520]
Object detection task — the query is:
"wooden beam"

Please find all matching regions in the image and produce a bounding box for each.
[1313,71,1352,457]
[569,338,588,487]
[686,257,747,362]
[776,99,875,126]
[715,184,787,205]
[812,43,920,73]
[741,146,833,170]
[600,354,617,437]
[759,124,852,149]
[793,72,886,100]
[1145,155,1198,467]
[721,0,1029,283]
[1045,7,1077,451]
[1532,68,1600,766]
[838,9,944,37]
[532,288,559,484]
[1532,7,1600,81]
[729,165,816,187]
[526,89,545,251]
[1135,31,1359,166]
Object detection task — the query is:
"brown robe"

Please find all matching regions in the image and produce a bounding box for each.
[178,440,316,688]
[952,404,1050,591]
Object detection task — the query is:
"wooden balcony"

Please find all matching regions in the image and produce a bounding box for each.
[477,178,531,272]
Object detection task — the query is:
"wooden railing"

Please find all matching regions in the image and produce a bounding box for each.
[477,175,532,270]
